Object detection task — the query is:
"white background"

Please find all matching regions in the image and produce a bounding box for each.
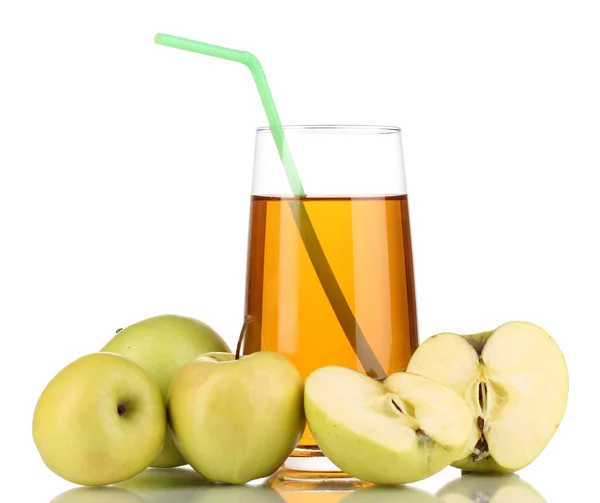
[1,1,599,501]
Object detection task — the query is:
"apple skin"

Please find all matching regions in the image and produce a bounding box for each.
[101,314,230,468]
[33,353,166,486]
[168,351,305,484]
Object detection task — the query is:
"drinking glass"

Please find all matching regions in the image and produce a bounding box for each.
[243,125,418,471]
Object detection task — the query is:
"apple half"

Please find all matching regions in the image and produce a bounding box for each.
[304,366,473,485]
[407,321,569,473]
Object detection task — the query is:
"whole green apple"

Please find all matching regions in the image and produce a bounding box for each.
[168,351,305,484]
[102,314,230,468]
[33,353,166,486]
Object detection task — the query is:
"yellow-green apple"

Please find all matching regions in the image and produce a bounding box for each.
[33,353,166,486]
[168,351,305,484]
[437,474,546,502]
[101,314,230,467]
[407,321,569,473]
[304,366,473,485]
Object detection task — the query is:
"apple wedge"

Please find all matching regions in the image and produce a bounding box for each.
[304,366,472,485]
[407,321,568,473]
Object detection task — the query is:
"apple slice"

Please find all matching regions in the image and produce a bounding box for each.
[407,321,569,473]
[304,366,472,485]
[437,474,546,503]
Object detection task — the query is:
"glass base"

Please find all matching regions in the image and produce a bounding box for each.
[268,467,372,491]
[285,446,340,472]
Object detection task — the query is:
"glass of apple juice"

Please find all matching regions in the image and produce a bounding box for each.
[242,125,419,472]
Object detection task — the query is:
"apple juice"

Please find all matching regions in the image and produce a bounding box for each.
[243,195,418,449]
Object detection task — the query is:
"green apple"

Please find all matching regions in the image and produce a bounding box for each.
[437,474,546,502]
[33,353,166,486]
[341,486,442,502]
[101,314,230,468]
[49,487,144,503]
[117,467,206,503]
[304,366,473,485]
[407,321,569,473]
[168,351,305,484]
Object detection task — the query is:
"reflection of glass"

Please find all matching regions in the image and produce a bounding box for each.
[341,485,439,503]
[268,468,372,502]
[437,474,547,503]
[243,126,418,465]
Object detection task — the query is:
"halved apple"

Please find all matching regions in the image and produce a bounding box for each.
[304,366,472,485]
[407,321,569,473]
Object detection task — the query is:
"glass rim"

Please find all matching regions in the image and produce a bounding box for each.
[256,124,401,134]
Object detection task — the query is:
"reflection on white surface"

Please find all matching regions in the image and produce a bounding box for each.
[49,468,285,503]
[47,469,548,503]
[50,486,145,503]
[341,485,441,502]
[436,474,547,502]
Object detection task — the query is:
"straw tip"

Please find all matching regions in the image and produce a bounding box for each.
[154,33,164,45]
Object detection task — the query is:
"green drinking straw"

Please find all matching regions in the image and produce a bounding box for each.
[154,33,385,378]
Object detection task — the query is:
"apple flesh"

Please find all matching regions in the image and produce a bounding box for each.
[168,351,305,484]
[437,474,546,503]
[407,321,569,473]
[102,314,230,468]
[304,366,473,485]
[33,353,166,486]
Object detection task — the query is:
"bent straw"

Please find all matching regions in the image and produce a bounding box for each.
[154,33,385,378]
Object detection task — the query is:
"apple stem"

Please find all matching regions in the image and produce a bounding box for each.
[235,315,253,360]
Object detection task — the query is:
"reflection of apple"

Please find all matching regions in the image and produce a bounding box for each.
[436,474,547,502]
[116,467,206,503]
[49,487,144,503]
[168,351,305,484]
[191,485,285,503]
[407,321,569,473]
[341,485,442,502]
[102,314,230,468]
[304,366,472,485]
[33,353,166,486]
